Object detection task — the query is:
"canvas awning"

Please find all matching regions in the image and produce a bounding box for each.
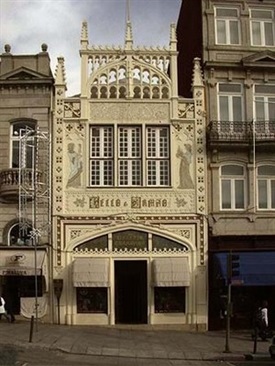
[0,250,48,278]
[73,258,110,287]
[212,251,275,286]
[152,258,190,287]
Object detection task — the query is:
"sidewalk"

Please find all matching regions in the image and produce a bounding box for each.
[0,320,272,362]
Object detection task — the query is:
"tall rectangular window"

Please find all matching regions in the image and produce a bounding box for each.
[11,122,35,169]
[89,126,113,186]
[146,127,170,186]
[254,85,275,134]
[215,7,240,45]
[250,9,275,46]
[257,165,275,210]
[220,165,245,210]
[89,125,170,187]
[218,83,243,132]
[118,126,141,186]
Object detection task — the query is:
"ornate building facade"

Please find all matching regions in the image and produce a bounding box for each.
[52,20,208,328]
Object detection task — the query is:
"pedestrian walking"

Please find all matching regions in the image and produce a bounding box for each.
[3,292,15,323]
[253,300,270,340]
[0,295,10,322]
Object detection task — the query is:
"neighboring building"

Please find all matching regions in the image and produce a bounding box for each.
[177,0,275,330]
[52,20,208,328]
[0,44,53,320]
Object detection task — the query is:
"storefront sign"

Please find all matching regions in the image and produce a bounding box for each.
[89,196,168,209]
[0,268,41,276]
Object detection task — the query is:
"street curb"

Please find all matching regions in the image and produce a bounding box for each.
[245,353,271,361]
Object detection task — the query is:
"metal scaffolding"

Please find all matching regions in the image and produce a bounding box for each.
[18,126,51,323]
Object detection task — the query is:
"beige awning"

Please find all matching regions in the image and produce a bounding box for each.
[152,258,190,287]
[0,250,48,278]
[73,258,110,287]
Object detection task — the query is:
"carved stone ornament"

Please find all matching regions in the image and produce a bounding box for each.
[90,103,169,122]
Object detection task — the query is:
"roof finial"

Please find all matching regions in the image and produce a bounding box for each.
[125,0,133,49]
[126,0,130,22]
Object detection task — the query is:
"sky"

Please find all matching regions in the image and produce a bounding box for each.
[1,0,182,96]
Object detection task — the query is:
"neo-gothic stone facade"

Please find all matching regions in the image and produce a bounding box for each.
[52,20,208,328]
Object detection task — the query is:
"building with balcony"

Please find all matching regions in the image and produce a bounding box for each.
[51,20,208,328]
[177,0,275,330]
[0,44,53,320]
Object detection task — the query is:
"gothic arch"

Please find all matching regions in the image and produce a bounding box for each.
[67,223,194,253]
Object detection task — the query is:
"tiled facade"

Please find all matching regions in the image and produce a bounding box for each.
[51,21,208,328]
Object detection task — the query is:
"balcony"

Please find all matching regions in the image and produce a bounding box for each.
[0,169,43,203]
[207,120,275,151]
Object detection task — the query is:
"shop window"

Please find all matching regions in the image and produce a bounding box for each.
[113,230,148,250]
[154,287,185,313]
[76,287,107,313]
[20,276,43,297]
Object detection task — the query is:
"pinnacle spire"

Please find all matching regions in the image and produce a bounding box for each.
[192,58,204,87]
[169,23,177,51]
[81,20,89,49]
[124,0,133,49]
[55,56,67,89]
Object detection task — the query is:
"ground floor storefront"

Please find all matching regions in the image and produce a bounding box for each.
[208,250,275,331]
[53,220,208,329]
[0,248,48,319]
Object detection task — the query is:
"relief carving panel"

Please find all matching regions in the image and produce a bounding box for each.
[90,102,169,122]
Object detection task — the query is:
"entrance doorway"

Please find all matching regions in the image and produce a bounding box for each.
[3,276,21,315]
[115,260,147,324]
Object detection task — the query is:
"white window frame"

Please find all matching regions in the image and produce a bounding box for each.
[214,7,241,45]
[250,8,275,46]
[220,164,246,210]
[89,125,170,187]
[217,83,244,132]
[118,126,141,186]
[257,165,275,210]
[89,126,114,186]
[146,126,170,186]
[10,121,36,169]
[253,84,275,134]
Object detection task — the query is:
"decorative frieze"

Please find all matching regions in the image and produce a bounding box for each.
[89,102,169,121]
[65,191,195,214]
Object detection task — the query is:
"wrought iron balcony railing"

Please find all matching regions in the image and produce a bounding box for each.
[207,120,275,144]
[0,168,43,202]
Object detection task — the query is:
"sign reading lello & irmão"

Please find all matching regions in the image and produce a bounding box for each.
[89,196,168,209]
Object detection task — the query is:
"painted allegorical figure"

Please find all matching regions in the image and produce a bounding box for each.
[67,142,83,188]
[176,143,194,189]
